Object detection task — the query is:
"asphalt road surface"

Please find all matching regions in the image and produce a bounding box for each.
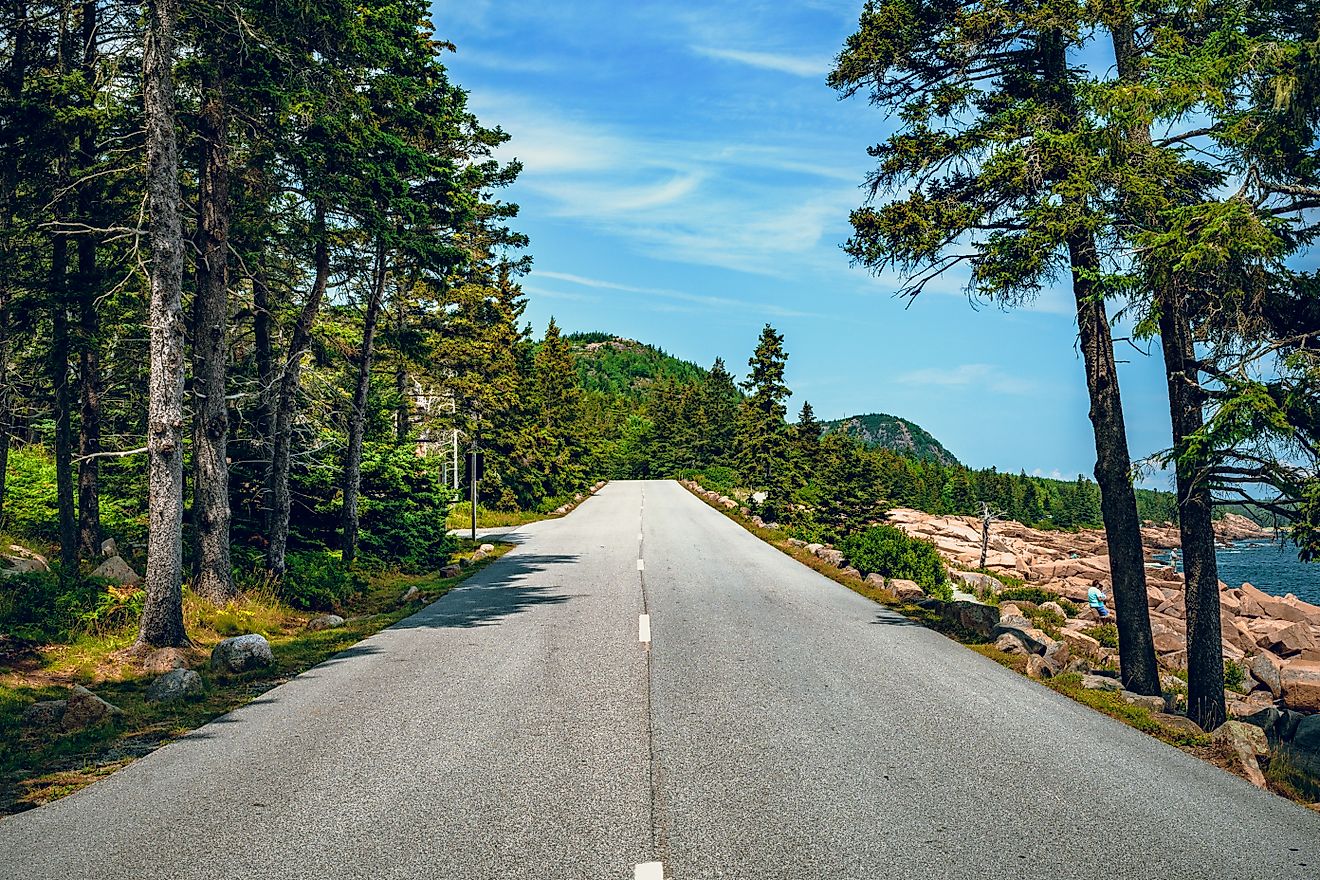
[3,480,1320,879]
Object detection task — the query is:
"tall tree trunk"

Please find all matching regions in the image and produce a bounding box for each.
[342,240,387,567]
[394,300,408,444]
[136,0,188,648]
[266,201,328,575]
[1069,231,1161,695]
[190,66,235,603]
[51,235,78,573]
[1039,29,1160,695]
[253,265,274,530]
[0,0,26,528]
[1159,289,1225,729]
[1107,13,1225,729]
[75,0,101,559]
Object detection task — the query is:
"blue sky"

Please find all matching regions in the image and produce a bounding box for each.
[428,0,1208,486]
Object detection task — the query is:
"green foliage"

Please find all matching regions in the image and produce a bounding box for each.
[280,552,367,612]
[1224,659,1247,692]
[567,334,705,397]
[2,446,59,540]
[355,443,456,572]
[838,524,948,594]
[0,571,106,642]
[1083,624,1120,649]
[997,586,1062,605]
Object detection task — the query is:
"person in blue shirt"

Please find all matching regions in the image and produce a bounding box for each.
[1087,582,1111,619]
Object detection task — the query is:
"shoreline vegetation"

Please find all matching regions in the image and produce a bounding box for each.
[678,478,1320,808]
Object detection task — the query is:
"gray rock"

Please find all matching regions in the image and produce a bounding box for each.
[100,537,118,559]
[210,633,275,673]
[995,632,1031,655]
[146,668,203,703]
[1152,712,1203,736]
[1249,652,1284,699]
[1276,714,1320,799]
[90,554,142,586]
[941,601,1000,639]
[1081,674,1123,692]
[61,685,123,730]
[954,570,1000,593]
[1026,654,1060,679]
[1,545,49,576]
[839,566,862,580]
[440,565,462,578]
[1120,691,1167,712]
[23,700,67,727]
[399,585,420,603]
[992,624,1052,655]
[816,548,846,568]
[479,543,495,554]
[307,614,345,632]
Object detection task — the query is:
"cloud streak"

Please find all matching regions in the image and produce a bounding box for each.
[691,45,831,77]
[896,363,1039,396]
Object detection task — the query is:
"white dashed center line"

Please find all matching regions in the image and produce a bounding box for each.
[638,614,651,644]
[636,558,645,571]
[635,862,663,880]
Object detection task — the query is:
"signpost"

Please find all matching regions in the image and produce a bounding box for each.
[466,450,484,541]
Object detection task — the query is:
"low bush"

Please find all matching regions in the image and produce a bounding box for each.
[997,586,1064,605]
[1083,623,1119,648]
[280,552,366,612]
[356,444,457,572]
[0,570,109,642]
[838,525,948,595]
[1224,659,1247,691]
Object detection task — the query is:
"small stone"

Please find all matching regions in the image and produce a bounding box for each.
[146,668,203,703]
[100,537,118,559]
[23,700,67,727]
[839,566,861,580]
[210,634,275,673]
[399,586,420,603]
[1119,690,1167,712]
[995,632,1030,655]
[90,555,143,586]
[440,565,462,578]
[307,614,345,632]
[61,685,123,731]
[1081,674,1122,692]
[1152,712,1204,736]
[888,578,925,601]
[479,543,495,554]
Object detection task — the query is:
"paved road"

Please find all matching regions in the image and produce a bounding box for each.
[3,480,1320,878]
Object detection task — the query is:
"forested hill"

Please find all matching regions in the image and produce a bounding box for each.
[566,333,706,397]
[824,414,960,466]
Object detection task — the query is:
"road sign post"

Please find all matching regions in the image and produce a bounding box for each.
[466,450,484,541]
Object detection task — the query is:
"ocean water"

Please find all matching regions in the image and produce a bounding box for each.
[1156,541,1320,605]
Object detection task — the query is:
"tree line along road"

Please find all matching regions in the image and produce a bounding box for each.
[2,480,1318,879]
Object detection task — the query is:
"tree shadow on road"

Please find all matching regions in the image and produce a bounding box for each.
[869,611,923,627]
[391,552,581,631]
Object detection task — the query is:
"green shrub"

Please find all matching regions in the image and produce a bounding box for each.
[839,525,949,597]
[1083,623,1119,648]
[356,443,457,572]
[3,446,59,540]
[1028,607,1065,632]
[0,570,105,642]
[1224,659,1247,691]
[281,552,365,612]
[997,586,1061,605]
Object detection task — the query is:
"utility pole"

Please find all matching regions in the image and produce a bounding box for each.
[469,415,480,542]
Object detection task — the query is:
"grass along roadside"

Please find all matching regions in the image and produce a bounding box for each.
[675,480,1311,802]
[0,541,512,816]
[444,481,608,531]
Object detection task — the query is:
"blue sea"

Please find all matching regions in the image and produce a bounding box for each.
[1156,541,1320,605]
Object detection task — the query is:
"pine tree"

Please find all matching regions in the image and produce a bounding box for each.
[735,324,792,517]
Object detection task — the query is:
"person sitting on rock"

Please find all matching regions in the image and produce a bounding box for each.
[1087,582,1111,619]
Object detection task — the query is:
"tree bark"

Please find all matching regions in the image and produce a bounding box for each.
[266,201,328,575]
[1069,230,1162,695]
[0,0,25,529]
[394,300,408,444]
[342,239,387,567]
[136,0,188,648]
[1107,12,1225,729]
[253,265,274,529]
[75,0,101,559]
[1159,288,1225,730]
[190,66,235,603]
[1038,29,1160,696]
[51,233,78,573]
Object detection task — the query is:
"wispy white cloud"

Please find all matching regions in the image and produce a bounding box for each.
[896,363,1039,396]
[691,45,831,78]
[532,269,823,319]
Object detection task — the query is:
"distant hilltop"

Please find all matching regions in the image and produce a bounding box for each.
[824,413,960,466]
